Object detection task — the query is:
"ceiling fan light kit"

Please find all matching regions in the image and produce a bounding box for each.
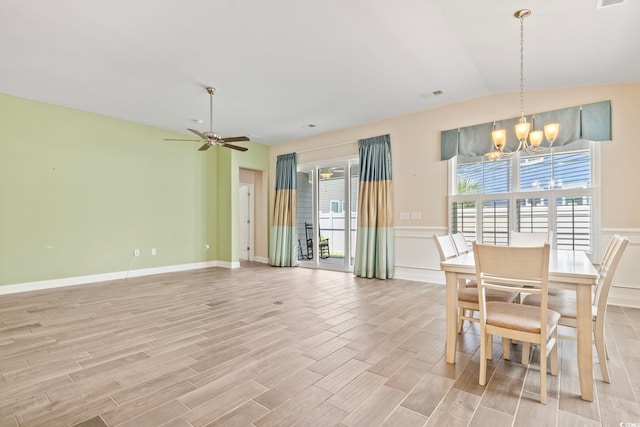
[164,86,249,152]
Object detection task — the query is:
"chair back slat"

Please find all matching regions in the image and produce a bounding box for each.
[594,236,629,312]
[599,234,621,276]
[594,234,621,304]
[450,232,470,255]
[433,234,458,262]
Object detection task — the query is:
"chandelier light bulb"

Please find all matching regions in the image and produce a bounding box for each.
[529,130,543,147]
[544,123,559,144]
[491,129,506,150]
[515,117,531,142]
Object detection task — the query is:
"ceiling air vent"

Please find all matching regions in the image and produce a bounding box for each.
[596,0,624,8]
[420,90,445,100]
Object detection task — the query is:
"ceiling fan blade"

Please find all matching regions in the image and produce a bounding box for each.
[188,128,206,139]
[222,143,249,152]
[221,136,250,143]
[198,143,211,151]
[163,138,201,142]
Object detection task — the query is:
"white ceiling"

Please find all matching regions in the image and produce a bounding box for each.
[1,0,638,145]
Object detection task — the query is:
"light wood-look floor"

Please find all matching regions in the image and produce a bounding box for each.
[1,263,639,427]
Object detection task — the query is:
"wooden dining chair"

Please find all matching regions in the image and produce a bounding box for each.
[473,241,559,404]
[521,235,629,383]
[434,234,518,333]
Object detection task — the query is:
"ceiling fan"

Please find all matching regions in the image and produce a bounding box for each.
[164,86,249,152]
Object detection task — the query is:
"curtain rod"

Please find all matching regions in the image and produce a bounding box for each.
[295,139,356,154]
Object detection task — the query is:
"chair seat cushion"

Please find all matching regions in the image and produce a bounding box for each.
[522,293,577,319]
[465,279,478,288]
[486,301,561,334]
[458,288,518,304]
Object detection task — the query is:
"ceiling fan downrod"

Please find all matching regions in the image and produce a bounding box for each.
[206,87,215,134]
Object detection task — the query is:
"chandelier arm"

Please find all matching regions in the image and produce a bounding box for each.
[515,139,524,153]
[525,145,551,155]
[503,140,524,159]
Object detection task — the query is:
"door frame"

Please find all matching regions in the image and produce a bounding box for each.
[297,157,358,272]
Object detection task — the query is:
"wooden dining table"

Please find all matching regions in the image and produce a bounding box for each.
[440,249,599,401]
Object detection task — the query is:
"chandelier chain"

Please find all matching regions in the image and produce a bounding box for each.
[519,14,525,118]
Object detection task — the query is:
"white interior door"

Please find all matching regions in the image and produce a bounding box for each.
[238,183,254,261]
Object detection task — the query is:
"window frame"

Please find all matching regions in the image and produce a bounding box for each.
[329,200,341,214]
[297,156,360,272]
[447,141,601,260]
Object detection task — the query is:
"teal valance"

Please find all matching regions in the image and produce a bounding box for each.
[440,100,611,160]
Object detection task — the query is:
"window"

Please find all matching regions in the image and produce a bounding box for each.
[482,199,509,245]
[449,140,599,254]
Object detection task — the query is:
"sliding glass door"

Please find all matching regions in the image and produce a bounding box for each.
[297,159,358,271]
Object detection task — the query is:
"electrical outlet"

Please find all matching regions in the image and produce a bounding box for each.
[151,248,156,256]
[134,249,140,257]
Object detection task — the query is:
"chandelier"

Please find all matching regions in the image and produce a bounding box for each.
[486,9,560,161]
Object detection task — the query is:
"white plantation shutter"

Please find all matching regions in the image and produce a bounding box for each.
[449,141,596,252]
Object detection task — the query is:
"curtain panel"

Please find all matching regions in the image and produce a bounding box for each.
[269,153,298,267]
[440,100,612,160]
[354,134,395,279]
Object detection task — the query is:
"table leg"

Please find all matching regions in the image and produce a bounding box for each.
[445,271,458,364]
[576,284,594,401]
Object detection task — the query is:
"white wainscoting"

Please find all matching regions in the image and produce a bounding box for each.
[394,226,448,285]
[393,226,640,309]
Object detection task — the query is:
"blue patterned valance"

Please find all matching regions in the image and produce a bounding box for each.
[440,100,611,160]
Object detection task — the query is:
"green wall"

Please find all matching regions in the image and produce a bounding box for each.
[0,93,266,286]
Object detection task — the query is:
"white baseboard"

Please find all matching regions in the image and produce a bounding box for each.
[253,256,269,264]
[217,261,241,269]
[0,261,219,295]
[394,266,444,285]
[609,283,640,309]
